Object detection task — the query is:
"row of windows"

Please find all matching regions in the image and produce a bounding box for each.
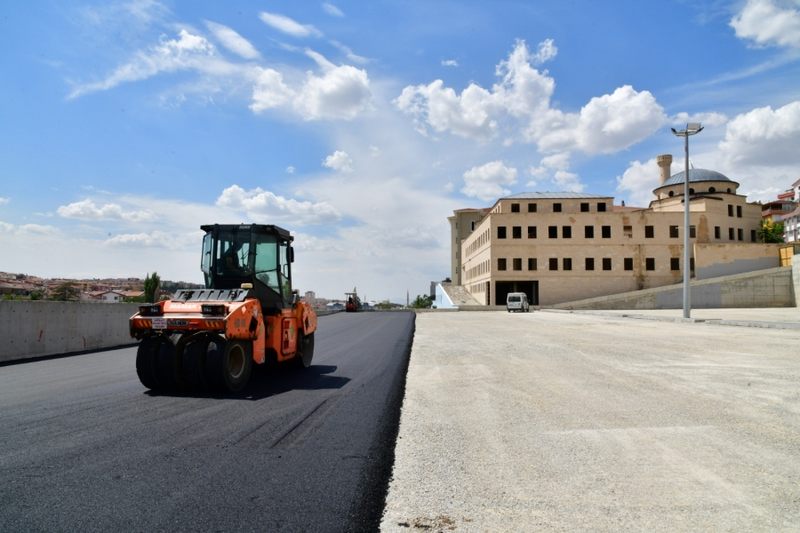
[728,204,743,217]
[497,225,757,242]
[509,201,607,214]
[497,257,695,272]
[465,259,491,281]
[465,228,491,256]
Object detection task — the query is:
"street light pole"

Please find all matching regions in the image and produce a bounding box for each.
[671,123,703,319]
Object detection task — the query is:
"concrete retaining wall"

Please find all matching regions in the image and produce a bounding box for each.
[551,266,795,311]
[0,301,139,363]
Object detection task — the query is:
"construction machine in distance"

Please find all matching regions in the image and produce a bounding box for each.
[129,224,317,394]
[345,288,361,312]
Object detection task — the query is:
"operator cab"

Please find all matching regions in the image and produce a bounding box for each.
[200,224,295,314]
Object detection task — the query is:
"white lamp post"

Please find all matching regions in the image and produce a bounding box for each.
[671,123,703,319]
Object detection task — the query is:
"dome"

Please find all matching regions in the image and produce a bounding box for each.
[659,168,737,188]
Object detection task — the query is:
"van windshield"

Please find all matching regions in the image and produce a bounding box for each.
[508,296,520,302]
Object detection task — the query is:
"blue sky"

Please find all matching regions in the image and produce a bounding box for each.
[1,0,800,302]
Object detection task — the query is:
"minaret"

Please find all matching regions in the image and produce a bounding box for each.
[657,154,673,184]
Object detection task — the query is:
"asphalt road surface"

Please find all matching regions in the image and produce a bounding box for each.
[0,311,414,533]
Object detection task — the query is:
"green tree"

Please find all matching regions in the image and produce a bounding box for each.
[411,294,433,309]
[144,272,161,302]
[758,219,784,243]
[29,290,43,301]
[51,282,79,301]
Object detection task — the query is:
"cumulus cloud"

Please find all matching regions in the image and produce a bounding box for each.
[205,20,260,59]
[0,197,9,205]
[259,11,322,38]
[553,170,583,192]
[397,40,666,155]
[616,158,660,207]
[718,100,800,166]
[216,184,341,225]
[251,51,371,120]
[322,2,344,17]
[671,111,729,128]
[441,59,459,67]
[323,150,354,172]
[0,221,59,236]
[57,199,153,222]
[461,161,518,201]
[731,0,800,49]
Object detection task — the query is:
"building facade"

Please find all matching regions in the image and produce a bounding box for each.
[451,155,783,306]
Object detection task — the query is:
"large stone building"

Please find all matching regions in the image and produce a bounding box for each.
[449,154,783,306]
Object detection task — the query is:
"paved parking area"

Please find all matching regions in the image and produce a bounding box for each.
[381,310,800,532]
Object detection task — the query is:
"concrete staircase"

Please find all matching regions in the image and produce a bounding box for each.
[441,284,481,306]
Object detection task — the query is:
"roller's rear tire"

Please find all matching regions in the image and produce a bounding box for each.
[181,334,224,392]
[206,340,252,393]
[136,336,176,391]
[295,332,315,369]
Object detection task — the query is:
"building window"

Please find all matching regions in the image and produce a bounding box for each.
[602,258,612,271]
[689,225,696,239]
[728,204,734,216]
[597,202,607,212]
[585,225,594,238]
[690,258,695,272]
[511,203,520,213]
[728,227,735,240]
[736,205,742,218]
[527,226,537,238]
[645,225,654,238]
[585,258,595,271]
[580,202,589,212]
[498,258,507,271]
[751,229,757,242]
[549,226,558,238]
[562,226,572,238]
[671,257,680,271]
[563,258,572,271]
[513,258,522,271]
[498,226,507,239]
[528,258,537,271]
[709,186,716,193]
[714,226,721,239]
[553,202,562,213]
[624,258,633,271]
[601,225,611,238]
[623,225,632,238]
[512,226,522,239]
[646,258,655,271]
[737,228,743,241]
[669,225,679,238]
[549,258,558,271]
[528,203,537,213]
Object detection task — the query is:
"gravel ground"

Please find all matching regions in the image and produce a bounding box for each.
[381,310,800,532]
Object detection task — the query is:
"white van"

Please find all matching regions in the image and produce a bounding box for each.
[506,292,530,312]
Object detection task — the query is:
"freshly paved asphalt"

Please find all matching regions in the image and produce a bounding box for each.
[0,311,414,532]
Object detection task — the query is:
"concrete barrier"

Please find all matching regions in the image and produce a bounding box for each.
[0,301,139,363]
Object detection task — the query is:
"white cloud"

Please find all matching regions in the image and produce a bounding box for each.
[395,79,498,139]
[0,197,9,205]
[286,166,296,174]
[323,150,354,172]
[616,158,660,207]
[461,161,518,201]
[397,40,665,156]
[205,20,260,59]
[57,199,153,222]
[105,230,174,248]
[259,11,322,38]
[322,2,344,17]
[329,40,369,64]
[671,111,729,128]
[441,59,459,67]
[540,152,571,170]
[68,29,235,99]
[553,170,583,192]
[731,0,800,49]
[216,184,341,225]
[718,100,800,166]
[295,61,372,120]
[0,221,59,236]
[250,67,294,112]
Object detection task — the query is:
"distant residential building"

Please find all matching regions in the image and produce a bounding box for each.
[86,290,144,303]
[451,154,783,306]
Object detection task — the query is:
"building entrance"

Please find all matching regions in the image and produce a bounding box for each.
[495,280,538,306]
